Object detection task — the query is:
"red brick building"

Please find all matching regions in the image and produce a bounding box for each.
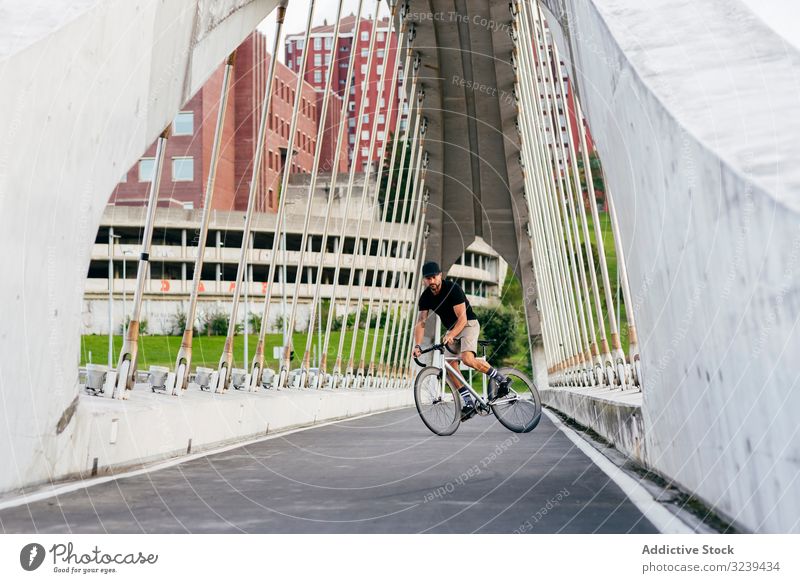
[109,32,346,212]
[285,15,405,172]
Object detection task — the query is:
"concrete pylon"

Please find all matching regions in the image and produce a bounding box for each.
[403,0,546,387]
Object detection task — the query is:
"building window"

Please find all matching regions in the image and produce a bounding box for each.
[314,70,322,83]
[324,53,331,65]
[378,113,385,125]
[172,157,194,181]
[314,37,322,50]
[361,130,369,141]
[361,147,368,157]
[314,53,322,67]
[297,38,305,50]
[377,32,385,42]
[325,37,333,49]
[377,131,385,141]
[348,118,356,128]
[377,49,385,59]
[360,64,367,75]
[361,114,369,124]
[361,48,368,58]
[377,65,384,75]
[349,134,355,144]
[138,158,155,182]
[361,31,369,41]
[348,101,355,112]
[380,97,386,108]
[173,111,194,136]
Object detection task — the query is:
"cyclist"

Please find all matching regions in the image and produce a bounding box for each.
[412,261,510,420]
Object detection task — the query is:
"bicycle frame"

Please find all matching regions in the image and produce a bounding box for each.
[438,353,489,407]
[415,342,519,409]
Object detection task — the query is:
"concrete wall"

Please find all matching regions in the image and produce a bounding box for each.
[0,0,277,495]
[543,0,800,532]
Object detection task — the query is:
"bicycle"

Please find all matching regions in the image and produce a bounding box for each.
[412,339,542,436]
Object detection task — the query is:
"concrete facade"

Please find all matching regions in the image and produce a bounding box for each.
[84,173,505,337]
[541,0,800,532]
[0,0,278,496]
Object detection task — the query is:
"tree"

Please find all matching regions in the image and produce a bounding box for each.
[473,305,520,363]
[201,310,242,336]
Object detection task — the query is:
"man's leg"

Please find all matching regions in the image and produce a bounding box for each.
[445,361,475,419]
[442,340,474,419]
[461,350,510,400]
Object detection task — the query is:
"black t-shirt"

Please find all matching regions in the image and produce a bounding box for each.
[418,279,477,330]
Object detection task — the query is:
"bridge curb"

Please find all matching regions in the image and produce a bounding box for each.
[540,387,645,464]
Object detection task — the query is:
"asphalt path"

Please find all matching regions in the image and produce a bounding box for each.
[0,407,659,533]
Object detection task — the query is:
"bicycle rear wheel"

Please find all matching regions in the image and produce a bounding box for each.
[414,366,461,436]
[491,367,541,433]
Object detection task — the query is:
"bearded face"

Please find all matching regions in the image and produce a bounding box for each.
[424,273,442,294]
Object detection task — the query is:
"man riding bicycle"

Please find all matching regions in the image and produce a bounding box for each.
[412,261,511,421]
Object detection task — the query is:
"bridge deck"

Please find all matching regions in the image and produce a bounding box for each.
[0,409,659,534]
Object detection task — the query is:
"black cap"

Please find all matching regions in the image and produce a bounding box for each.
[421,261,441,277]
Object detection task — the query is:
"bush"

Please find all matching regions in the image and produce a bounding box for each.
[201,310,242,336]
[248,312,262,334]
[169,309,197,336]
[120,317,148,335]
[473,305,520,364]
[331,305,387,332]
[272,313,286,334]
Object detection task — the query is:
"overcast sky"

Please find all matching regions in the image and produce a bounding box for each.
[256,0,384,63]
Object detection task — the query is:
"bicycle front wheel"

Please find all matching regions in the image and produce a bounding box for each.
[414,366,461,436]
[491,367,542,433]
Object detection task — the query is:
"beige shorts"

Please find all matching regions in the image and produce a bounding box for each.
[446,320,480,355]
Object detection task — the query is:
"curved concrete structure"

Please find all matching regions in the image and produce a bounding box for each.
[403,0,546,388]
[408,0,800,531]
[0,0,277,494]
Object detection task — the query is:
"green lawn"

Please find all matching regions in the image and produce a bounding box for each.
[80,328,408,371]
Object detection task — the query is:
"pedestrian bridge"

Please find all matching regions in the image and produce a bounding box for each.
[0,0,798,533]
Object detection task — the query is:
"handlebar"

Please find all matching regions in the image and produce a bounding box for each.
[412,343,446,368]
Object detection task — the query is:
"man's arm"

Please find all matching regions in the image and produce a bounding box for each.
[412,310,429,357]
[442,303,468,345]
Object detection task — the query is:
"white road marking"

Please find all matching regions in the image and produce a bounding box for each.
[543,409,693,534]
[0,408,404,512]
